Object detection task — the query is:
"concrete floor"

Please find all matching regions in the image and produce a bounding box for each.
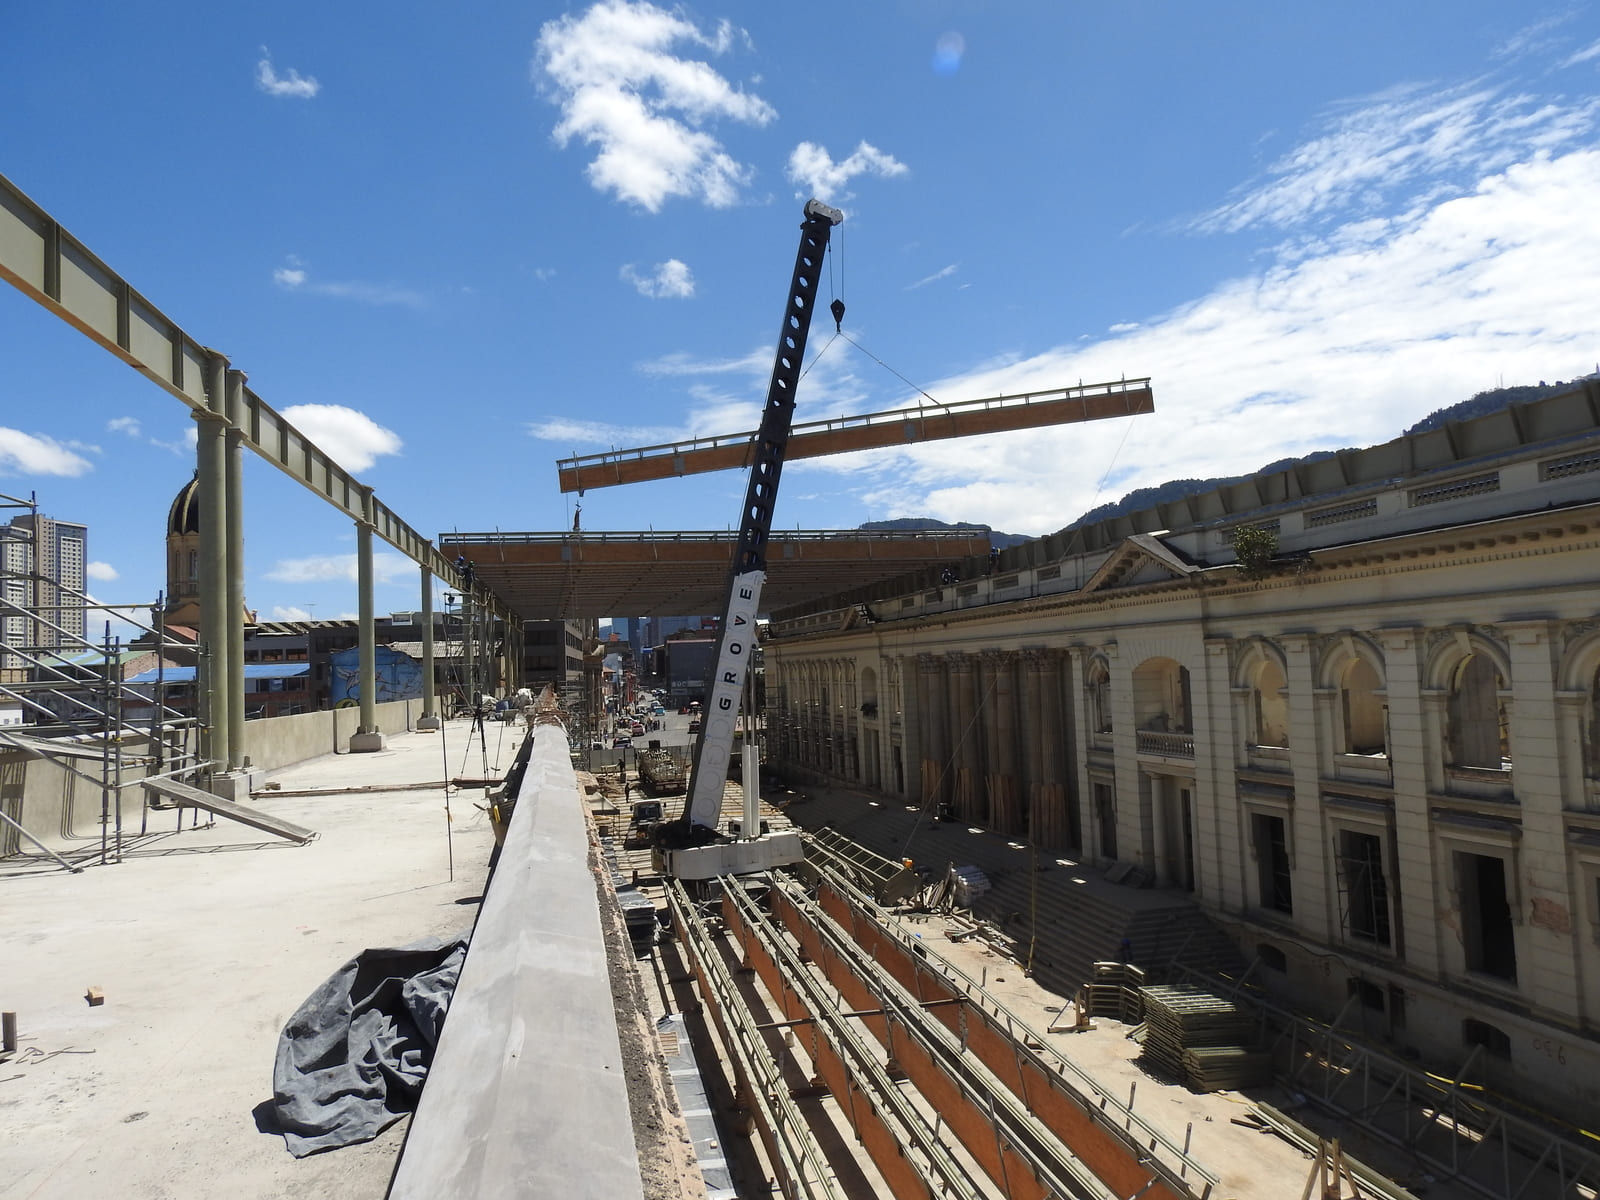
[1,720,509,1200]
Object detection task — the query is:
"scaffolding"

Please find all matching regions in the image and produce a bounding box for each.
[0,491,205,870]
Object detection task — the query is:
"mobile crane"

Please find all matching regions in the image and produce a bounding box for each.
[653,198,842,880]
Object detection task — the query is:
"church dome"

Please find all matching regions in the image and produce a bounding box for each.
[168,473,200,536]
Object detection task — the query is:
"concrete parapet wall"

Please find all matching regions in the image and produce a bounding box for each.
[390,723,644,1199]
[2,702,422,858]
[241,699,419,771]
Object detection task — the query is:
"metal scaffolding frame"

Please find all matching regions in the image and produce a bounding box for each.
[1166,960,1600,1200]
[1,494,205,869]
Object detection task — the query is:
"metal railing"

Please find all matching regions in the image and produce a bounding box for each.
[1137,730,1196,758]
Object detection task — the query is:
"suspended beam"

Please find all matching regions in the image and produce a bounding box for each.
[557,378,1155,493]
[0,172,471,604]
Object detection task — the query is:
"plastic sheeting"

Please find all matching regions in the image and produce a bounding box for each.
[271,935,467,1157]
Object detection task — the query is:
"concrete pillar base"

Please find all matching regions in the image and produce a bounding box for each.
[212,770,265,802]
[349,730,388,753]
[416,715,442,732]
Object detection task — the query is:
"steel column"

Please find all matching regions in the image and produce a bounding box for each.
[196,352,229,775]
[224,368,247,770]
[350,489,383,752]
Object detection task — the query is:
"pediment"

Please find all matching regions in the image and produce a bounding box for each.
[1081,533,1198,594]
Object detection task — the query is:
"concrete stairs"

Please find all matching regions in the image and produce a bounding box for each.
[779,784,1246,1000]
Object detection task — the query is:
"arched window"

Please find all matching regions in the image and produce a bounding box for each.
[1132,657,1191,733]
[1341,658,1386,755]
[1447,653,1509,769]
[1252,658,1289,749]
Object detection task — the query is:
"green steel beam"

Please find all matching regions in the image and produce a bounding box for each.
[0,171,482,610]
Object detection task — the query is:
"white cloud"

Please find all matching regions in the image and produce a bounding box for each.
[534,0,774,210]
[639,347,770,377]
[815,136,1600,537]
[265,552,412,585]
[906,264,958,290]
[272,258,423,308]
[86,562,118,582]
[108,414,193,455]
[0,428,95,476]
[528,416,683,446]
[787,140,908,204]
[1565,38,1600,68]
[1192,81,1599,234]
[622,258,695,298]
[531,333,869,449]
[280,404,403,473]
[271,605,311,621]
[256,51,320,100]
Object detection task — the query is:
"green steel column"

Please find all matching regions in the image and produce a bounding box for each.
[224,369,247,771]
[350,489,384,752]
[197,352,230,776]
[417,565,440,731]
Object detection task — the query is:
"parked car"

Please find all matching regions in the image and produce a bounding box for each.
[613,735,632,749]
[630,721,646,737]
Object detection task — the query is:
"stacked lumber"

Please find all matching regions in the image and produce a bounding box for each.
[1181,1045,1273,1091]
[1138,984,1264,1091]
[1085,961,1146,1021]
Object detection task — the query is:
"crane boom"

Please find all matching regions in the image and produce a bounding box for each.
[673,198,842,841]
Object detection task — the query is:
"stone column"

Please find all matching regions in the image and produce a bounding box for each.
[983,650,1020,835]
[949,652,980,822]
[1150,774,1169,883]
[1280,635,1329,937]
[1505,621,1581,1022]
[917,654,944,808]
[894,655,916,799]
[1045,650,1076,850]
[1380,628,1433,974]
[1066,648,1097,857]
[1195,637,1235,908]
[1020,648,1047,844]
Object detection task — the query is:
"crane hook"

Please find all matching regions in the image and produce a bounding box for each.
[830,298,846,333]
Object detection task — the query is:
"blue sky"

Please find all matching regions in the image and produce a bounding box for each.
[2,2,1599,631]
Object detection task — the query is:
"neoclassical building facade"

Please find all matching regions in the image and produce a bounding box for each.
[763,381,1600,1119]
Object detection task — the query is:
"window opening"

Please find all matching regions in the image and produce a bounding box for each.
[1337,829,1391,947]
[1341,658,1386,755]
[1253,659,1289,748]
[1462,1018,1512,1060]
[1253,812,1293,913]
[1347,977,1385,1011]
[1094,782,1117,859]
[1447,654,1509,769]
[1457,851,1517,982]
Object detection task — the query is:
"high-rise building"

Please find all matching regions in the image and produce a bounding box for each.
[1,511,88,669]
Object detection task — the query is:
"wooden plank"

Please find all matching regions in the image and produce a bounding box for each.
[141,778,316,844]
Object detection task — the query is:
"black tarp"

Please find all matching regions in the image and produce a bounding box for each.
[271,935,466,1157]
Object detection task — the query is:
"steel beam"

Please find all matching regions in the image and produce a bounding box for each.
[0,172,473,604]
[557,380,1155,493]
